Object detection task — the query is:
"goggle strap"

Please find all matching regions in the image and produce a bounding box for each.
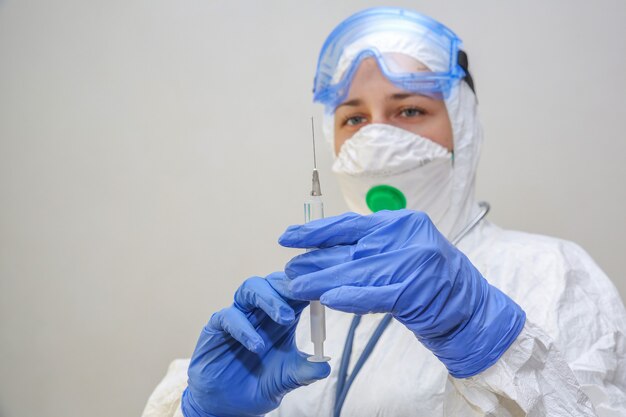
[458,50,476,95]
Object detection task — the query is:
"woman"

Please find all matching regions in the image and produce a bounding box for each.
[143,7,626,417]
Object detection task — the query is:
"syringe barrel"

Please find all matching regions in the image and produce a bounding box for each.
[304,196,324,223]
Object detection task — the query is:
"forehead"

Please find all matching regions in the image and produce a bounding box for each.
[344,56,430,99]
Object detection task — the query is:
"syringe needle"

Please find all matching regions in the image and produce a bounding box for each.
[310,117,322,197]
[311,116,317,170]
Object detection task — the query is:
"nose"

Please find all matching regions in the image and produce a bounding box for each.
[370,111,391,126]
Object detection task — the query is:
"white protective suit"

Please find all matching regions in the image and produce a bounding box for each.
[142,18,626,417]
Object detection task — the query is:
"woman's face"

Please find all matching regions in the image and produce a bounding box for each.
[333,57,454,155]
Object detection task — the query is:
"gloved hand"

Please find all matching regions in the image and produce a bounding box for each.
[181,272,331,417]
[279,210,526,378]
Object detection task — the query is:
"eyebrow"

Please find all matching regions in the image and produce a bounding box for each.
[336,98,363,109]
[336,92,424,109]
[388,93,418,101]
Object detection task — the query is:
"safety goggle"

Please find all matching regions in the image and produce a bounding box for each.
[313,7,467,111]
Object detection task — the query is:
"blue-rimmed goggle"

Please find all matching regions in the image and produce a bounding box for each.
[313,7,472,111]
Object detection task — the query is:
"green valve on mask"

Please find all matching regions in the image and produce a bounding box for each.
[366,185,407,212]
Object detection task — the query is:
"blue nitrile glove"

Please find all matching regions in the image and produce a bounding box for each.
[181,272,331,417]
[279,210,526,378]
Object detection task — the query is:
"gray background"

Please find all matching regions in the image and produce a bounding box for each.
[1,1,624,416]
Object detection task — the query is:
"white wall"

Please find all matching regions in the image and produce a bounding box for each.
[0,1,624,416]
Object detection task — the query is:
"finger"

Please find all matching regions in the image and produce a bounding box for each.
[284,245,353,280]
[234,277,296,325]
[288,246,434,300]
[279,209,422,249]
[282,352,331,391]
[278,212,362,249]
[319,284,404,315]
[265,271,309,312]
[287,254,386,301]
[207,307,265,352]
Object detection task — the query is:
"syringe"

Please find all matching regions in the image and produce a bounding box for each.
[306,117,330,363]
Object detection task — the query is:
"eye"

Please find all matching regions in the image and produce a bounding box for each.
[343,115,367,127]
[399,107,425,118]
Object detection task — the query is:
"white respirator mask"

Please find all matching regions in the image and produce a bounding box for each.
[332,124,454,226]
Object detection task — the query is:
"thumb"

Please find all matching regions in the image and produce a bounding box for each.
[283,353,331,390]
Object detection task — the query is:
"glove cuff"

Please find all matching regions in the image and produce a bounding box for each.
[180,388,223,417]
[425,284,526,378]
